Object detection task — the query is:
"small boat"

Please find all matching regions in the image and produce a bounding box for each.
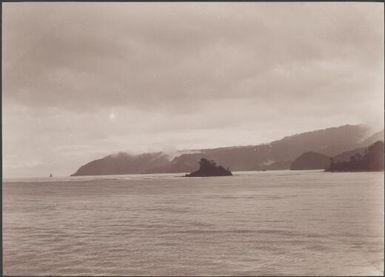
[49,173,53,178]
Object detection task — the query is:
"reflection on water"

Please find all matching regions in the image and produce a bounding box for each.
[3,170,384,275]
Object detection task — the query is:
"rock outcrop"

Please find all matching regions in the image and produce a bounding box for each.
[185,158,232,177]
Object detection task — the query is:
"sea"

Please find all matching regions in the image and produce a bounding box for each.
[3,170,384,276]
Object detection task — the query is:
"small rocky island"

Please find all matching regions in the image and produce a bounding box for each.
[185,158,232,177]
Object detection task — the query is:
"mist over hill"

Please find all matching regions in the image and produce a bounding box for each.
[359,129,384,147]
[71,124,379,176]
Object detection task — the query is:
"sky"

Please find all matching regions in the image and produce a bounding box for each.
[3,2,384,178]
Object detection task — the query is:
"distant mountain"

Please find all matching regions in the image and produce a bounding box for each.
[71,124,371,176]
[290,152,331,170]
[290,131,385,170]
[326,141,384,172]
[164,124,369,173]
[71,152,170,176]
[271,124,369,157]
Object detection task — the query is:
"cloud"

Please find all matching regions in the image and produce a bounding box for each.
[4,3,383,111]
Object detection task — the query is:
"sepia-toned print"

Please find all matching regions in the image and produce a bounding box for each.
[2,2,384,276]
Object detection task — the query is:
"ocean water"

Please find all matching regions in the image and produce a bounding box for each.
[3,170,384,276]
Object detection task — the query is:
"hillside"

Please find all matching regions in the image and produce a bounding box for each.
[165,124,369,173]
[71,124,371,176]
[326,141,384,172]
[290,152,331,170]
[71,152,170,176]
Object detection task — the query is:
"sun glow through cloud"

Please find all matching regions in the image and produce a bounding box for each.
[109,111,116,121]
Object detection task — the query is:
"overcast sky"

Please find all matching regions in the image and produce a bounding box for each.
[3,2,384,178]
